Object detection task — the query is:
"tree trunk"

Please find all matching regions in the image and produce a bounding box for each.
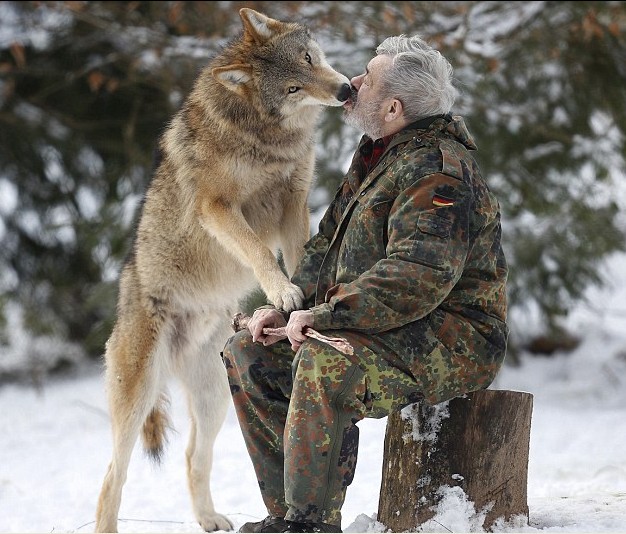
[377,389,533,532]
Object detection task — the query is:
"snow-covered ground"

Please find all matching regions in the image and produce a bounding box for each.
[2,254,626,533]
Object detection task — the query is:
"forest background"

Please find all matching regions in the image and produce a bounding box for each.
[1,1,625,382]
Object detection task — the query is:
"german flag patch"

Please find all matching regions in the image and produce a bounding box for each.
[432,194,454,207]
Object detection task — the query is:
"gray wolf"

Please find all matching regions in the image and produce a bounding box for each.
[94,8,350,532]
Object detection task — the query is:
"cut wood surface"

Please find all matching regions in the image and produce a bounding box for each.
[378,389,533,532]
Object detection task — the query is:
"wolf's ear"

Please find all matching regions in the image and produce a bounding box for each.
[212,64,253,94]
[239,8,281,43]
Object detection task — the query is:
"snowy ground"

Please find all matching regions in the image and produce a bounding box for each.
[1,254,626,533]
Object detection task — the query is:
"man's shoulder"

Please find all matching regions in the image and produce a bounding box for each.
[400,115,480,179]
[394,135,471,182]
[437,138,470,180]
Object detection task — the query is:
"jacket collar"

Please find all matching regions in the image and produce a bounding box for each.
[357,114,449,155]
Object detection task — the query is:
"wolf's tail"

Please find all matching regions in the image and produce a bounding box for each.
[141,392,172,464]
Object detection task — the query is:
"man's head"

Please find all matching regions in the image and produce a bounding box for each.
[343,35,458,139]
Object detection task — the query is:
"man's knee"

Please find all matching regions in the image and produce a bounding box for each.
[222,329,255,380]
[223,329,253,358]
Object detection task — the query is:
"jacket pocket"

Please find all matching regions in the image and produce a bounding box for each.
[411,211,452,267]
[417,211,451,237]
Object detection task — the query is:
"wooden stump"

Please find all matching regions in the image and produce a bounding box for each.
[377,389,533,532]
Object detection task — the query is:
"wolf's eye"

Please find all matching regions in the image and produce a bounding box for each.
[288,86,300,94]
[305,52,312,64]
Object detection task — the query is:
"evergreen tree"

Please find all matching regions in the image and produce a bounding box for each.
[0,1,625,378]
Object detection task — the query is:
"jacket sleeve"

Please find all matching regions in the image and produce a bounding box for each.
[310,172,472,333]
[290,181,350,308]
[290,232,330,308]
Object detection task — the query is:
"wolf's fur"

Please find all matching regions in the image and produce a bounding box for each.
[94,9,350,533]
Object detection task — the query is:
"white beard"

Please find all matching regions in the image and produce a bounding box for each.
[344,97,385,140]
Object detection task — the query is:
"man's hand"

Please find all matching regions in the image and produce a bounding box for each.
[285,310,315,352]
[247,308,287,346]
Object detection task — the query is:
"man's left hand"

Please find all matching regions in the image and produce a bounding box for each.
[285,310,315,352]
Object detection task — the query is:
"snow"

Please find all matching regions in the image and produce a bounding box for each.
[1,254,626,534]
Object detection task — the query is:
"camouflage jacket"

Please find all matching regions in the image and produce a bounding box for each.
[291,115,509,367]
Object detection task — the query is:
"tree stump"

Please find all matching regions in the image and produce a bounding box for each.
[377,389,533,532]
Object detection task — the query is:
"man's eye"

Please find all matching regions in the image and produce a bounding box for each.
[305,52,311,64]
[288,86,300,94]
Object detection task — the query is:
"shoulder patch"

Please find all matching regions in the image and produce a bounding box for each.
[438,140,466,180]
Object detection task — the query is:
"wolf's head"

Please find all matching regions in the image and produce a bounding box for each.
[212,9,351,122]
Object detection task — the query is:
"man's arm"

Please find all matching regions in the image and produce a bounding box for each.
[309,172,472,333]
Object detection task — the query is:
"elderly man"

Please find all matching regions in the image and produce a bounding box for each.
[223,34,508,533]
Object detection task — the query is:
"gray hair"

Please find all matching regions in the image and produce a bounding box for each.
[376,35,457,120]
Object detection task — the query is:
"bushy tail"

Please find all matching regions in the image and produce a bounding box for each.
[141,392,172,464]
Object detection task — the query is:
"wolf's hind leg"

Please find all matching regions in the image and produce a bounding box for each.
[177,322,234,532]
[95,317,165,533]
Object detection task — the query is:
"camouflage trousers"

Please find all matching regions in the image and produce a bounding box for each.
[222,328,424,527]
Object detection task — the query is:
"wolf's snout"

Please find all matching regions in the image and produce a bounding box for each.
[336,83,351,102]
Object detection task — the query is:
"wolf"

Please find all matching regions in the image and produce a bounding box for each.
[94,8,350,533]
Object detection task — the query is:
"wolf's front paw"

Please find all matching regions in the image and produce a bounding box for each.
[267,282,304,313]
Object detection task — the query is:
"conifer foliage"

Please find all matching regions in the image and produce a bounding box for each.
[1,1,624,376]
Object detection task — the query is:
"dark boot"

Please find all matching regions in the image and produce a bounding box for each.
[238,515,289,533]
[283,521,342,533]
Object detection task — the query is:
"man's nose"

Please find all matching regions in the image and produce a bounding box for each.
[350,73,363,89]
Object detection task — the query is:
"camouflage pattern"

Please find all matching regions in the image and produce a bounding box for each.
[224,115,509,526]
[223,328,424,526]
[292,114,509,404]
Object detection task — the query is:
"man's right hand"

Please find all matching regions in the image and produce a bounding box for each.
[247,308,288,346]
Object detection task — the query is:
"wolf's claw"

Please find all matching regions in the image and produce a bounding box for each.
[268,283,304,313]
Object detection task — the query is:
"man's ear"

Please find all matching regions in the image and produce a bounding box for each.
[239,8,282,43]
[212,64,252,94]
[384,98,404,123]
